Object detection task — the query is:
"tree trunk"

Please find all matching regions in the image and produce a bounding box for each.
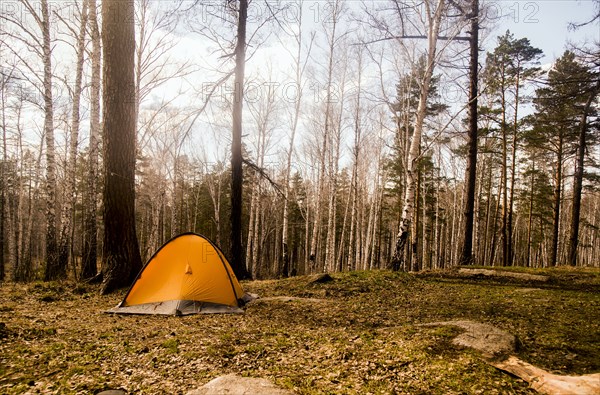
[422,170,430,270]
[549,137,563,267]
[100,0,143,293]
[230,0,251,280]
[507,67,522,267]
[58,0,89,277]
[347,165,358,271]
[568,84,599,266]
[391,0,445,270]
[500,81,509,267]
[40,0,61,281]
[207,170,223,246]
[489,168,503,266]
[0,71,7,281]
[458,0,479,266]
[281,1,309,278]
[526,161,535,267]
[81,0,101,280]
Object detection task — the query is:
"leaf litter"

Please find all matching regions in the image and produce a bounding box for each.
[0,268,598,394]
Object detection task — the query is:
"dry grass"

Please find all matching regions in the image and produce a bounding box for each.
[1,268,598,394]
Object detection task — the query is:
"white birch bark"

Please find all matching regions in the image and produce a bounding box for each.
[38,0,60,280]
[391,0,446,269]
[81,0,101,279]
[58,0,89,275]
[281,1,313,277]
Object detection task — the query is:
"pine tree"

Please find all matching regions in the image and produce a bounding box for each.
[483,31,543,266]
[532,51,592,267]
[101,0,143,293]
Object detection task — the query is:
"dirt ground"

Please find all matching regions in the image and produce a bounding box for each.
[1,267,599,394]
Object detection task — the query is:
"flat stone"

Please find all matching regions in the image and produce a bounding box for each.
[186,374,292,395]
[458,268,549,282]
[423,320,600,394]
[422,320,516,357]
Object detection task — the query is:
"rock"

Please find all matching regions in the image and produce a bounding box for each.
[423,320,600,395]
[458,268,549,282]
[422,320,516,358]
[240,292,259,304]
[186,374,292,395]
[493,356,600,395]
[97,390,127,395]
[0,322,9,339]
[308,273,333,284]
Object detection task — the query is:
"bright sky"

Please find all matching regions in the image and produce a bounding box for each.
[485,0,599,62]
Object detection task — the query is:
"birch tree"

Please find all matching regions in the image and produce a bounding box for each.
[57,0,89,276]
[308,0,345,273]
[365,0,447,269]
[81,0,101,280]
[280,0,314,277]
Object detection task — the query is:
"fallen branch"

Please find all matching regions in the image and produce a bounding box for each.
[493,356,600,395]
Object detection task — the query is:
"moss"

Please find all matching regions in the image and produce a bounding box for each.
[1,269,598,394]
[160,338,179,354]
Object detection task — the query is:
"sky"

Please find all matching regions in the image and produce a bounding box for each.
[484,0,599,62]
[4,0,598,167]
[139,0,600,168]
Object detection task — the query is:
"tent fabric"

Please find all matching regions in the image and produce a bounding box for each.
[107,233,246,315]
[107,300,243,315]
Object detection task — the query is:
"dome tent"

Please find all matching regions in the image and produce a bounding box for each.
[107,233,250,315]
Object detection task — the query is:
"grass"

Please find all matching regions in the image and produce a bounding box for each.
[0,267,598,394]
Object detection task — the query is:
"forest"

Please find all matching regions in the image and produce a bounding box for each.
[1,1,600,394]
[0,0,599,284]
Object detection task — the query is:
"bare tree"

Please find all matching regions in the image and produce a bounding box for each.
[57,0,89,276]
[81,0,101,280]
[307,0,346,273]
[280,0,314,277]
[390,0,447,269]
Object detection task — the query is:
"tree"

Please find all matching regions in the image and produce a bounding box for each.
[388,0,448,270]
[532,51,590,267]
[566,4,600,266]
[389,53,447,270]
[101,0,143,293]
[81,0,101,280]
[483,31,542,266]
[280,0,314,277]
[57,0,89,277]
[37,0,60,280]
[567,69,599,266]
[230,0,251,280]
[458,0,479,266]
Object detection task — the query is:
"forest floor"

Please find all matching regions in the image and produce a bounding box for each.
[1,266,599,394]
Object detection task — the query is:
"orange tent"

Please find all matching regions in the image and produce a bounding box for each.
[108,233,248,315]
